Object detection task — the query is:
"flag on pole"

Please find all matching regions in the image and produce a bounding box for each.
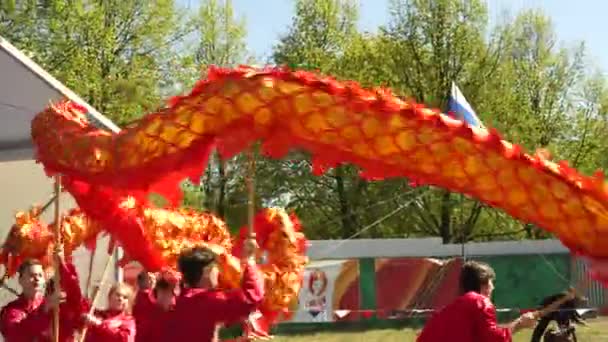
[447,82,485,129]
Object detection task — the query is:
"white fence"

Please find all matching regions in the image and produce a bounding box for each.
[307,238,568,260]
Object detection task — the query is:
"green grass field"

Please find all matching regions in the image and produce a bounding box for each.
[272,317,608,341]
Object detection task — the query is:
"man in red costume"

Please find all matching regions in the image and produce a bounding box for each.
[0,258,82,341]
[132,271,156,342]
[417,260,537,342]
[163,238,264,342]
[135,270,178,342]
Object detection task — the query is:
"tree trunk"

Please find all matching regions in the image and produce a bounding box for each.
[439,190,452,243]
[335,167,357,237]
[202,158,214,210]
[461,200,483,242]
[216,153,226,218]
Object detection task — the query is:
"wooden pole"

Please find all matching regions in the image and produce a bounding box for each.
[242,147,257,340]
[78,249,116,342]
[52,176,62,342]
[534,276,590,319]
[246,148,255,237]
[84,244,97,299]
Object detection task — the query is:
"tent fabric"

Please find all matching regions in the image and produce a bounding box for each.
[0,35,120,162]
[0,36,123,301]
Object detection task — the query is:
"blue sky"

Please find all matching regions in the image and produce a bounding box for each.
[180,0,608,71]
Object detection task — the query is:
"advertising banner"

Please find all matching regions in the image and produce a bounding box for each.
[289,259,360,322]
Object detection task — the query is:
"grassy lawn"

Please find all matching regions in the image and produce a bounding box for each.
[271,317,608,341]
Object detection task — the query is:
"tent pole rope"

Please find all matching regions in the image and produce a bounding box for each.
[37,193,58,217]
[0,273,18,296]
[52,176,62,342]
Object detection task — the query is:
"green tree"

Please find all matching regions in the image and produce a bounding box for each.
[267,0,607,243]
[273,0,358,71]
[267,0,373,239]
[266,0,502,240]
[486,10,594,239]
[561,74,608,172]
[497,10,585,151]
[1,0,190,125]
[177,0,253,229]
[5,0,606,243]
[374,1,607,243]
[359,0,507,243]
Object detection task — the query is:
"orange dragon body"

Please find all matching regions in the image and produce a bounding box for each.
[29,66,608,258]
[3,65,608,336]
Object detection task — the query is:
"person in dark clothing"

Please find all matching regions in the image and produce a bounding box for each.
[531,291,587,342]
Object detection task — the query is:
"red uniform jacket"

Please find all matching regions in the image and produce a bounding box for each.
[57,261,135,342]
[63,267,135,342]
[417,291,512,342]
[0,262,85,342]
[135,305,172,342]
[83,309,135,342]
[162,264,264,342]
[133,290,174,342]
[132,290,155,342]
[0,294,52,342]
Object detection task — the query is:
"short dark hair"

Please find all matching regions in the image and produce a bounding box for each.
[177,247,217,287]
[154,277,175,296]
[460,261,495,293]
[155,278,172,291]
[45,278,56,296]
[17,259,42,277]
[136,271,149,287]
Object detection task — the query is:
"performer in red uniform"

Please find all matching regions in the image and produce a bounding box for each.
[163,238,264,342]
[132,271,156,342]
[417,261,537,342]
[0,258,84,342]
[80,283,136,342]
[0,259,61,341]
[135,270,178,342]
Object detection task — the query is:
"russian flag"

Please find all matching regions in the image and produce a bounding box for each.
[447,82,485,129]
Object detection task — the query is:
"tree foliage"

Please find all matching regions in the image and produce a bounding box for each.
[2,0,607,241]
[173,0,253,230]
[1,0,189,125]
[266,0,608,242]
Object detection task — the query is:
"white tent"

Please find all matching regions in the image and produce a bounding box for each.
[0,36,122,309]
[0,36,120,161]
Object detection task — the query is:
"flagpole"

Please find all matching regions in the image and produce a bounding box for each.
[461,232,466,262]
[445,81,466,261]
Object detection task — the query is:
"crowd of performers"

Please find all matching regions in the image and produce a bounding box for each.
[2,240,607,342]
[0,237,261,342]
